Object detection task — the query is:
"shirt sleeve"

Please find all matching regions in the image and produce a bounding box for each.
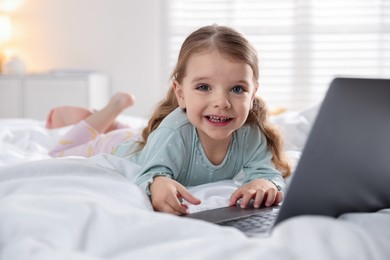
[240,126,287,192]
[133,127,187,194]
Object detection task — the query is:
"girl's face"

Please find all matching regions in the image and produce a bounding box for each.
[173,50,258,145]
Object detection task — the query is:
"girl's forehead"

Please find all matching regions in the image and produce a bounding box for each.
[185,50,255,79]
[188,49,240,64]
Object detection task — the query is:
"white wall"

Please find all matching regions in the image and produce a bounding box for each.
[11,0,166,117]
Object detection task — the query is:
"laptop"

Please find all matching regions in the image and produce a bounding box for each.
[184,77,390,237]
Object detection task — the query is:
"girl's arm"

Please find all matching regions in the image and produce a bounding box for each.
[133,126,201,214]
[240,127,287,192]
[231,125,286,208]
[133,127,186,194]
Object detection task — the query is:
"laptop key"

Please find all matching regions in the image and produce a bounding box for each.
[219,211,278,234]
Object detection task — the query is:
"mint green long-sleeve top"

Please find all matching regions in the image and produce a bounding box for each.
[114,108,286,194]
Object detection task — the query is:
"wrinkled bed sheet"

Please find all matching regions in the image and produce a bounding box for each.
[1,108,389,259]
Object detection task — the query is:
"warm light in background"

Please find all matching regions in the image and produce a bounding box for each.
[0,0,24,73]
[0,14,12,72]
[0,0,23,12]
[0,15,12,43]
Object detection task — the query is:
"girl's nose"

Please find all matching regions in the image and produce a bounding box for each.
[213,93,231,109]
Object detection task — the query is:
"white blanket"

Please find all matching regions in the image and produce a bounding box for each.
[1,109,390,259]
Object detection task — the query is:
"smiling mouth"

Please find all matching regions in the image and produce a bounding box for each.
[206,115,232,123]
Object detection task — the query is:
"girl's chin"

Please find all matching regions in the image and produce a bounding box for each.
[199,130,234,141]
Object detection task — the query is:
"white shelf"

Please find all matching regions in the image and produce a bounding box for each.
[0,73,110,120]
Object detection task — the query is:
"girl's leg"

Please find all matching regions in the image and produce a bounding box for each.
[49,120,99,157]
[45,92,135,133]
[85,92,135,133]
[49,127,140,157]
[48,92,135,157]
[46,107,92,129]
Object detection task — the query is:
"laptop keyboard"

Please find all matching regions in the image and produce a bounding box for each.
[218,210,278,235]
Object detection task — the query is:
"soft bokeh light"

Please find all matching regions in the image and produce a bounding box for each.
[0,0,23,12]
[0,15,12,43]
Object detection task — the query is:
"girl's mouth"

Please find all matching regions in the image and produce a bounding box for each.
[206,115,232,123]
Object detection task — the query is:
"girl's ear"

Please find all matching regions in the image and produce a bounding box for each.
[250,82,259,110]
[173,80,186,108]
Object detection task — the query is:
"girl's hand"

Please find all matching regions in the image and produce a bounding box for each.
[149,176,201,215]
[229,179,283,208]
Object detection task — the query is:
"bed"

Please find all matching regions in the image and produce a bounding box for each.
[0,107,389,260]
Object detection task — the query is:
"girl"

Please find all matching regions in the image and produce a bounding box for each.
[115,25,291,215]
[48,25,291,216]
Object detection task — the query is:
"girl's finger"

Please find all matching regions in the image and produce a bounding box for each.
[240,189,258,208]
[229,189,243,206]
[274,191,284,205]
[166,196,189,215]
[264,188,277,207]
[176,184,201,205]
[253,189,266,208]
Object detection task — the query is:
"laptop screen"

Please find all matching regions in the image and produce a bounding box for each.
[275,77,390,225]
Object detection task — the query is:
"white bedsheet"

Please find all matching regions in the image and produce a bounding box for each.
[1,109,390,259]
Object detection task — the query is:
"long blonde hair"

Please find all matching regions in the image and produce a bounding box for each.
[139,25,291,178]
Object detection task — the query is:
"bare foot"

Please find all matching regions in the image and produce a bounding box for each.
[46,107,93,129]
[102,92,135,133]
[108,92,135,112]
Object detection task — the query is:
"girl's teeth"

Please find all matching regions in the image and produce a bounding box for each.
[208,116,230,122]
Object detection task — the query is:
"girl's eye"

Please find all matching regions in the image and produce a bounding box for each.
[231,86,244,94]
[196,84,210,91]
